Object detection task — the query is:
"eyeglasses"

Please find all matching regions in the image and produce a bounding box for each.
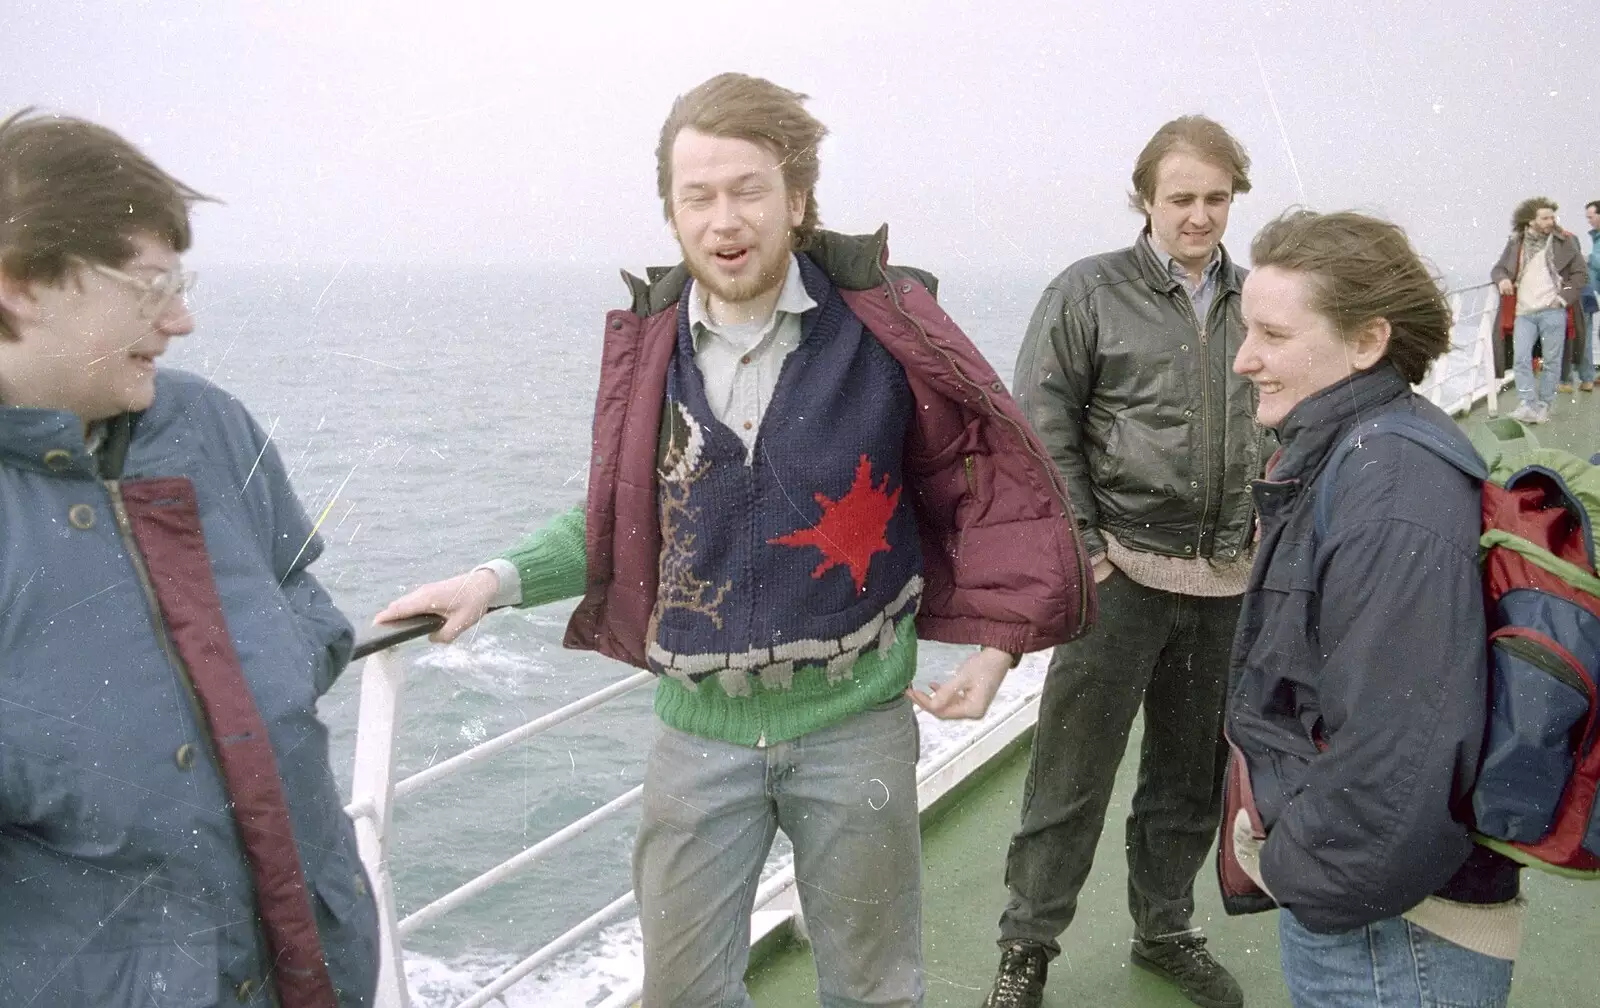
[77,258,198,320]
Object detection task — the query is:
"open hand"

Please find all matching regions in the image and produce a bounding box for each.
[906,646,1013,719]
[374,569,499,643]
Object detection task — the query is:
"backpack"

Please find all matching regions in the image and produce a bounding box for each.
[1314,412,1600,879]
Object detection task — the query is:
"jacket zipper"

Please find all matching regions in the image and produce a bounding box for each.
[1177,292,1214,557]
[877,267,1091,631]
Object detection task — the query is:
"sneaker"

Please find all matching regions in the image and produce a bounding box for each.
[981,941,1049,1008]
[1583,381,1594,392]
[1532,403,1552,423]
[1131,933,1244,1008]
[1558,383,1575,394]
[1508,403,1541,423]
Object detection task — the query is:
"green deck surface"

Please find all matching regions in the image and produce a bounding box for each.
[745,388,1600,1007]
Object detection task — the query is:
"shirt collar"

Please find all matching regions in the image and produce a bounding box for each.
[1149,238,1221,288]
[688,253,816,340]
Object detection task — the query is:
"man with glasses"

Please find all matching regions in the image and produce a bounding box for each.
[0,109,378,1007]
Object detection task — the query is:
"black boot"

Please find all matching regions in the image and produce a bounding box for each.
[981,941,1049,1008]
[1131,932,1244,1008]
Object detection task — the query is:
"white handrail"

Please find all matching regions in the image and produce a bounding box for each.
[348,649,413,1008]
[392,670,653,800]
[1416,282,1508,417]
[453,890,639,1008]
[397,785,643,937]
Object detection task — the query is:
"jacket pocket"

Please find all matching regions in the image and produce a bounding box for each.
[311,831,382,1007]
[16,939,220,1007]
[1217,737,1275,914]
[1474,627,1593,844]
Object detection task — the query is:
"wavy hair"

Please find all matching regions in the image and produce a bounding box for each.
[1250,210,1451,384]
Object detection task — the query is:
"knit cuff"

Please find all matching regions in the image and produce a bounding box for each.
[498,505,588,609]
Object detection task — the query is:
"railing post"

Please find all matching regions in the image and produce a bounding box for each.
[1476,296,1500,417]
[349,649,412,1008]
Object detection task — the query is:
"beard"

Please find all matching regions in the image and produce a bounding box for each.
[680,234,792,309]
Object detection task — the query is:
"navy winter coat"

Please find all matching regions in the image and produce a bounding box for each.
[1227,362,1515,934]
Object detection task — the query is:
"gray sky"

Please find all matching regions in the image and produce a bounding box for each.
[6,0,1597,282]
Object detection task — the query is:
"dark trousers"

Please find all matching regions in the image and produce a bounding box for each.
[998,569,1240,958]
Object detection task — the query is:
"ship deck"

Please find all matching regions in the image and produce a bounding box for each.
[745,387,1600,1007]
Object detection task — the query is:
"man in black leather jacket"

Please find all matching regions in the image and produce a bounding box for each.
[983,116,1267,1008]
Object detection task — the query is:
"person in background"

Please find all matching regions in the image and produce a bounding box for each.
[0,109,377,1006]
[1492,197,1589,417]
[1582,200,1600,369]
[377,73,1094,1008]
[985,116,1266,1008]
[1229,210,1521,1008]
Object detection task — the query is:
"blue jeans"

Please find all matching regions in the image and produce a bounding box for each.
[1278,911,1513,1008]
[1512,307,1568,405]
[633,696,923,1007]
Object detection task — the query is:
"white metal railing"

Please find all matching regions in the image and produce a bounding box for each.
[343,615,1046,1008]
[1415,282,1511,417]
[342,281,1519,1007]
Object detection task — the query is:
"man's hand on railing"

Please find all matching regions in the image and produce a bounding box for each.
[375,569,500,643]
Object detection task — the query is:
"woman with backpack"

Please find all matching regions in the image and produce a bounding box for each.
[1225,210,1523,1007]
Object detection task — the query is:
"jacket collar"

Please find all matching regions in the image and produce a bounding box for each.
[1132,230,1243,297]
[0,406,99,478]
[1269,361,1411,485]
[0,403,139,479]
[624,226,894,318]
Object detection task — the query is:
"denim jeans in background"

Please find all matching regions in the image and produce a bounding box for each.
[1512,307,1568,406]
[1564,308,1596,383]
[633,696,923,1008]
[1278,911,1513,1008]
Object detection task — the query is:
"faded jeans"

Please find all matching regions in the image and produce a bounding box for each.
[1512,307,1568,406]
[1278,911,1513,1007]
[634,696,923,1007]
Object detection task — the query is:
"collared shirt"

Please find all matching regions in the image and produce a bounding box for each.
[687,252,817,460]
[1150,239,1222,335]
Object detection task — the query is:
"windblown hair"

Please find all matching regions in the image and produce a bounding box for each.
[1511,196,1558,232]
[655,73,828,248]
[0,108,212,339]
[1250,210,1451,385]
[1128,115,1252,216]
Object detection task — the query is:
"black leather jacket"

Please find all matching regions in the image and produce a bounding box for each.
[1014,232,1266,559]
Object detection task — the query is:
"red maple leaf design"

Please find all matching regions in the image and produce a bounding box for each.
[768,454,900,593]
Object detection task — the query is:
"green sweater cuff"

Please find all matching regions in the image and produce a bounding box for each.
[500,504,588,608]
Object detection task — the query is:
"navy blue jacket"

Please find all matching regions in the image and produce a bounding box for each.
[1228,363,1516,933]
[0,370,377,1005]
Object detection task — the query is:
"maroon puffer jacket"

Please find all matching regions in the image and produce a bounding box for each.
[564,227,1095,667]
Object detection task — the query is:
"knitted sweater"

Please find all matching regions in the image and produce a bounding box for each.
[500,506,916,746]
[648,261,922,694]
